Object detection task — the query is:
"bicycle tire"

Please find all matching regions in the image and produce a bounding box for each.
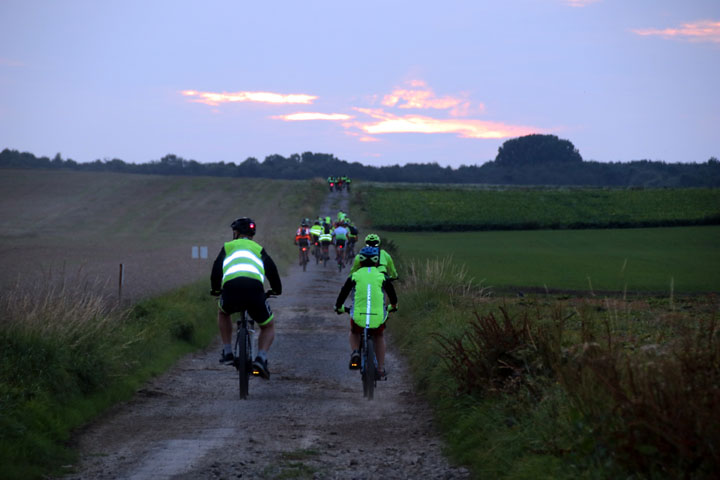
[237,325,250,399]
[364,337,376,400]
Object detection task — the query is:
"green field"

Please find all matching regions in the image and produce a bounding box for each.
[358,185,720,231]
[383,226,720,293]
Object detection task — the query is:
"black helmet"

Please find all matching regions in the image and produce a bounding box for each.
[231,217,256,236]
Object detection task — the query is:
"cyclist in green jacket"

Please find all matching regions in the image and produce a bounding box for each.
[210,217,282,379]
[349,233,398,280]
[335,246,398,377]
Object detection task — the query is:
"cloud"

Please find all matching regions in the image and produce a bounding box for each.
[352,108,540,139]
[0,57,25,67]
[181,90,317,106]
[181,80,544,143]
[564,0,600,7]
[273,112,353,121]
[381,80,478,117]
[632,20,720,43]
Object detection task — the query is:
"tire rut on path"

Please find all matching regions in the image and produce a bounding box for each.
[60,191,469,480]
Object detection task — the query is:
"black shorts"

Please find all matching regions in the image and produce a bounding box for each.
[218,277,274,326]
[335,239,346,247]
[321,240,332,247]
[297,238,310,247]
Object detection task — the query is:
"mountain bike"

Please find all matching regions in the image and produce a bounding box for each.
[339,306,392,400]
[313,241,321,264]
[233,293,274,400]
[298,244,309,271]
[321,243,330,267]
[336,243,345,272]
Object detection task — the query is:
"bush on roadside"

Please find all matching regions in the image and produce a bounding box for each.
[0,278,217,480]
[390,256,720,479]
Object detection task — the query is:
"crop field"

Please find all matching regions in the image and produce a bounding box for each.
[0,169,325,302]
[383,226,720,293]
[357,184,720,231]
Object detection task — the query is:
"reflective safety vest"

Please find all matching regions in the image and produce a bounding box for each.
[351,267,387,328]
[319,231,332,243]
[221,238,265,287]
[310,224,323,237]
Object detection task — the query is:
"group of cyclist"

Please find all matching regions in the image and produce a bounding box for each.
[295,212,360,270]
[327,175,351,192]
[212,208,398,383]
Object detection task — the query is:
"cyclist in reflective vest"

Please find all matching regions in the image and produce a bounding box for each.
[349,233,398,280]
[318,224,333,261]
[210,217,282,379]
[334,246,398,377]
[309,220,323,245]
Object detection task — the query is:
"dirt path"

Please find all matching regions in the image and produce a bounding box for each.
[60,191,469,480]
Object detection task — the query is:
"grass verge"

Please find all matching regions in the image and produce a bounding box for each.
[0,278,218,480]
[389,257,719,479]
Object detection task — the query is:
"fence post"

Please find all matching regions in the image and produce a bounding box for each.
[119,263,124,302]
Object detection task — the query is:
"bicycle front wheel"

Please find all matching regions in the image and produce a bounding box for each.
[237,326,250,399]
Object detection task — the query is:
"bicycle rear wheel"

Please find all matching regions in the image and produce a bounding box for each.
[237,325,250,399]
[363,337,376,400]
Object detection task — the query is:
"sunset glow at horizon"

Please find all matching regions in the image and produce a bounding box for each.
[354,108,540,139]
[2,2,717,167]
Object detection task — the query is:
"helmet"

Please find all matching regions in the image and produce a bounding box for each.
[357,246,380,266]
[365,233,380,247]
[231,217,256,236]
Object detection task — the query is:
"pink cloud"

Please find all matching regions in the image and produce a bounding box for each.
[0,57,25,67]
[632,20,720,43]
[181,89,317,106]
[381,80,479,117]
[273,112,353,121]
[352,108,541,139]
[564,0,600,7]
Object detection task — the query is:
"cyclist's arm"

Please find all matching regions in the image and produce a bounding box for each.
[210,248,226,292]
[383,250,399,280]
[383,278,398,305]
[335,277,356,308]
[261,249,283,295]
[349,255,360,274]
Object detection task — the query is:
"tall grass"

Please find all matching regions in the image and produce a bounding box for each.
[389,257,720,479]
[0,273,217,480]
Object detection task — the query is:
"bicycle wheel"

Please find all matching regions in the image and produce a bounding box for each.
[363,337,376,400]
[237,325,250,399]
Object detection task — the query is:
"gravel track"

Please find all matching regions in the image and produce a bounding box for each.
[60,191,469,480]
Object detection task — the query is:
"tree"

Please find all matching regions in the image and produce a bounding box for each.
[495,134,583,167]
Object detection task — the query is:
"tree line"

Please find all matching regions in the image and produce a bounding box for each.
[2,135,719,187]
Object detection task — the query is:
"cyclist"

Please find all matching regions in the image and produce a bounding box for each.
[210,217,282,379]
[294,221,312,266]
[349,233,398,280]
[309,220,323,259]
[334,246,398,377]
[318,222,333,263]
[333,221,349,266]
[327,176,335,191]
[346,219,359,256]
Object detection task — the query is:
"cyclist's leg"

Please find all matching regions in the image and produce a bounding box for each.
[375,330,386,372]
[258,320,275,352]
[218,310,232,344]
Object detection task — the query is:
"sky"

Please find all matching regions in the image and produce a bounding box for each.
[0,1,718,168]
